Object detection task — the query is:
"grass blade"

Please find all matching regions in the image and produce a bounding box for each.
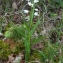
[30,19,40,36]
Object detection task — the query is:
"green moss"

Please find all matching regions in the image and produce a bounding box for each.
[0,40,11,60]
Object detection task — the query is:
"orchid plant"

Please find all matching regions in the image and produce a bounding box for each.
[5,0,42,62]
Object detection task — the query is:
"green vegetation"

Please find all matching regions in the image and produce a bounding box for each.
[0,40,10,60]
[0,0,63,63]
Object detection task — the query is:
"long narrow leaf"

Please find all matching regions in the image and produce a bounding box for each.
[24,39,30,62]
[30,19,40,36]
[38,51,47,61]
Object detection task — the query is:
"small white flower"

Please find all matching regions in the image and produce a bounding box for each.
[34,0,39,3]
[23,10,29,14]
[34,12,39,16]
[27,1,34,7]
[35,8,39,11]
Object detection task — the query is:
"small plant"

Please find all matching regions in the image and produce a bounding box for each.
[5,0,42,62]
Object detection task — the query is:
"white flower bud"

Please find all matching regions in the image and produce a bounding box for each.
[34,0,39,3]
[23,10,29,14]
[34,12,39,16]
[27,1,34,7]
[35,8,39,11]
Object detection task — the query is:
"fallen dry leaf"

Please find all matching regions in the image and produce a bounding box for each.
[7,54,15,63]
[12,2,18,10]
